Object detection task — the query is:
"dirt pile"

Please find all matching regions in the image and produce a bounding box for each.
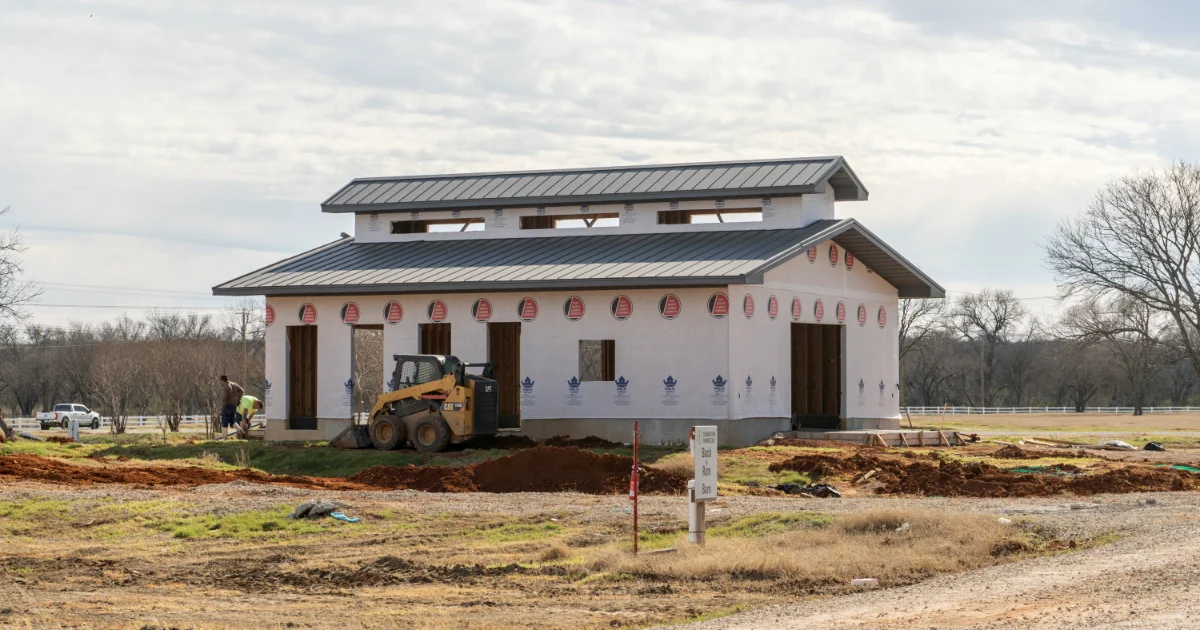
[0,454,361,490]
[991,445,1087,460]
[350,445,686,494]
[769,453,1199,498]
[46,436,76,444]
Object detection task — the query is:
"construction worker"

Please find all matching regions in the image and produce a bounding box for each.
[218,375,244,440]
[235,395,263,439]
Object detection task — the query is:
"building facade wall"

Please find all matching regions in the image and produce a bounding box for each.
[260,236,900,444]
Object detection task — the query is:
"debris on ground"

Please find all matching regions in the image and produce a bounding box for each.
[768,452,1200,497]
[1099,440,1136,451]
[998,517,1013,525]
[895,522,910,532]
[46,436,75,444]
[772,482,841,498]
[17,432,41,442]
[330,511,360,523]
[850,578,879,587]
[349,446,686,494]
[1169,465,1200,473]
[289,500,343,520]
[1144,442,1166,452]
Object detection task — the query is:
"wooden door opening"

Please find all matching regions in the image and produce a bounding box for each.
[790,323,842,429]
[487,322,522,429]
[419,323,451,355]
[287,326,318,430]
[352,325,384,421]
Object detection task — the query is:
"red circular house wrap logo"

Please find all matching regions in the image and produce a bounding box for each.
[264,304,275,327]
[767,295,779,320]
[791,297,802,320]
[471,298,492,322]
[846,251,855,271]
[878,306,887,328]
[836,300,846,323]
[299,303,317,325]
[611,295,633,320]
[517,297,539,322]
[814,299,825,321]
[829,244,839,267]
[659,294,681,320]
[743,294,755,319]
[341,302,360,325]
[384,301,403,324]
[857,303,867,327]
[427,299,448,323]
[563,296,585,321]
[707,292,729,319]
[807,247,817,264]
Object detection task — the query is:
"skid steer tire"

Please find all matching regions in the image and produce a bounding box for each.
[370,415,404,450]
[412,415,451,453]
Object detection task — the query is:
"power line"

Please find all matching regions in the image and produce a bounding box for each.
[38,282,217,297]
[31,304,232,309]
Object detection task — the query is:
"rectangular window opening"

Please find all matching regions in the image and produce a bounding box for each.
[579,339,616,382]
[392,218,485,234]
[520,213,619,230]
[657,208,763,225]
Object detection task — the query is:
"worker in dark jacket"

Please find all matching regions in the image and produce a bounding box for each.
[218,375,244,440]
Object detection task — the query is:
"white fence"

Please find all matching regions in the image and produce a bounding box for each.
[904,406,1200,416]
[6,415,210,431]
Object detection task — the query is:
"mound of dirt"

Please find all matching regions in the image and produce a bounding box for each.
[46,436,76,444]
[768,452,1199,497]
[0,454,361,490]
[991,445,1087,460]
[350,445,686,494]
[542,435,625,449]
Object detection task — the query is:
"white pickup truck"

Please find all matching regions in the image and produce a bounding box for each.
[37,404,102,430]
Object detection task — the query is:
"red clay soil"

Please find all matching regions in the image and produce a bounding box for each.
[0,447,682,496]
[769,453,1199,498]
[45,436,76,444]
[350,446,686,494]
[0,454,363,490]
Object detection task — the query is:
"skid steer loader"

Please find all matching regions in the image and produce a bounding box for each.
[356,354,504,452]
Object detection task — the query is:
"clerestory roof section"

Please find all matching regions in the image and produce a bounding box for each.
[213,219,944,299]
[321,156,868,213]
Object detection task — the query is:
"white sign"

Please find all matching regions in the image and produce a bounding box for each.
[692,425,718,501]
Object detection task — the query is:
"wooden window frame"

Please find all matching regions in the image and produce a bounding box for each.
[392,217,485,234]
[657,208,762,224]
[579,339,616,382]
[520,213,619,230]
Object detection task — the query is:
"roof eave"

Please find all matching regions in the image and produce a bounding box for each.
[320,185,826,214]
[212,275,748,297]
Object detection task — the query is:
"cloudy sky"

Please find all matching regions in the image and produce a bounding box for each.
[3,0,1198,327]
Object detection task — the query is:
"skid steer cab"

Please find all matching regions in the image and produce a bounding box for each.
[366,354,502,452]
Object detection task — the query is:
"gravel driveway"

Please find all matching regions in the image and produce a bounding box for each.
[687,492,1200,629]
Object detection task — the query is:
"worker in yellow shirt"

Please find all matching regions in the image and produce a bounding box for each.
[235,395,263,439]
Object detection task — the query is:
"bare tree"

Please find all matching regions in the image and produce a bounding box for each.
[0,207,41,321]
[951,289,1028,406]
[1060,296,1173,415]
[90,343,148,434]
[1046,162,1200,382]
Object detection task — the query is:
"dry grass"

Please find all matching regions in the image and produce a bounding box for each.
[586,508,1016,586]
[651,452,695,477]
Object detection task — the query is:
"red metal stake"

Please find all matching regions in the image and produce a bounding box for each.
[632,420,640,555]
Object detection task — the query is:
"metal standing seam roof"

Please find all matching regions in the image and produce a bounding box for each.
[213,219,945,299]
[321,156,869,213]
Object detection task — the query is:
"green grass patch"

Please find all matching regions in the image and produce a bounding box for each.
[710,512,831,538]
[474,521,565,544]
[655,604,751,627]
[150,505,337,540]
[720,452,813,488]
[635,529,683,551]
